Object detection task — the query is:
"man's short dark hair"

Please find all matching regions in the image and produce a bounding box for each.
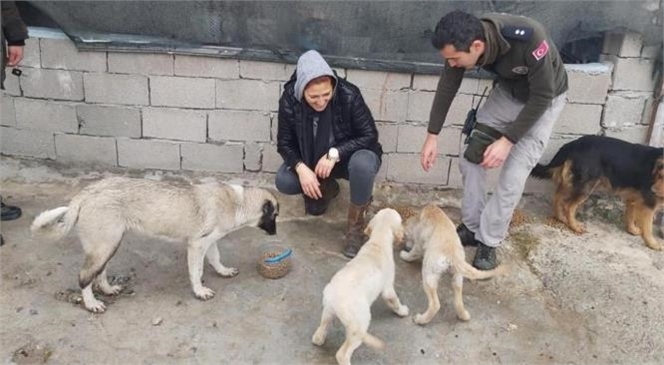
[431,10,485,52]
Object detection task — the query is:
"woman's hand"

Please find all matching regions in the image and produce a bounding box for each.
[296,163,322,199]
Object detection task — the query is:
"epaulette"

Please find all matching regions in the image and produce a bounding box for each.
[500,25,534,42]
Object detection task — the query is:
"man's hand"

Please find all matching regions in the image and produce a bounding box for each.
[314,155,336,179]
[7,46,24,67]
[420,133,438,171]
[296,163,322,199]
[481,137,513,169]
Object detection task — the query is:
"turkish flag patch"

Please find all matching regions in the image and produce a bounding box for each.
[532,40,549,61]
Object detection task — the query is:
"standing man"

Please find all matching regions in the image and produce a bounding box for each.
[1,0,28,246]
[421,11,568,269]
[276,50,383,258]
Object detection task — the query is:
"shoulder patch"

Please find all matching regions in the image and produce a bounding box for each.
[500,25,534,42]
[531,40,550,61]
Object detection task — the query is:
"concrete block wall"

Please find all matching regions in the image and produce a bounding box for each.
[0,30,659,190]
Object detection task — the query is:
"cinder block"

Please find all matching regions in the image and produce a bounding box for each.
[602,31,642,58]
[523,177,555,195]
[117,138,180,170]
[604,56,656,92]
[150,76,215,109]
[84,73,149,105]
[240,60,294,81]
[641,44,662,59]
[362,89,408,122]
[143,107,207,142]
[208,109,271,142]
[345,70,411,91]
[376,156,389,183]
[15,98,77,133]
[387,153,449,185]
[397,125,462,156]
[55,134,117,166]
[244,142,262,171]
[216,79,280,111]
[641,96,655,125]
[447,157,500,191]
[0,126,55,159]
[3,73,20,96]
[553,103,602,135]
[21,38,41,68]
[376,123,398,152]
[77,105,141,138]
[412,74,440,91]
[40,38,106,72]
[602,92,649,128]
[174,55,239,79]
[261,143,283,173]
[180,142,243,172]
[539,136,579,165]
[565,64,612,104]
[108,52,173,75]
[270,113,278,142]
[1,94,15,127]
[407,91,473,125]
[21,69,84,101]
[604,126,649,144]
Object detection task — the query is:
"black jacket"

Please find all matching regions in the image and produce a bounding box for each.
[277,72,382,170]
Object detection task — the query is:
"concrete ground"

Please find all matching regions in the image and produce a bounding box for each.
[1,157,663,365]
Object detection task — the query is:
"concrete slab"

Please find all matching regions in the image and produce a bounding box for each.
[1,157,663,364]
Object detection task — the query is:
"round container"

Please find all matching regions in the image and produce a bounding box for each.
[257,241,293,279]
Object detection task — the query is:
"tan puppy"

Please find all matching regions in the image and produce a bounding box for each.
[400,204,508,325]
[31,177,278,313]
[312,208,407,365]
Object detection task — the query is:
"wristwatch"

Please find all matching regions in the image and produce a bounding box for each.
[327,147,339,162]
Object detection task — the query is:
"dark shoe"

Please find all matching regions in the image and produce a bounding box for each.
[304,179,340,216]
[457,223,478,247]
[0,234,4,247]
[1,201,22,221]
[472,241,497,270]
[343,200,371,258]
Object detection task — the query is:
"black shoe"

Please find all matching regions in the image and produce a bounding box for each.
[457,223,478,247]
[472,241,497,270]
[1,202,22,221]
[304,179,339,216]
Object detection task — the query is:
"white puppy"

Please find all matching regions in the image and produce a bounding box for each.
[312,208,407,365]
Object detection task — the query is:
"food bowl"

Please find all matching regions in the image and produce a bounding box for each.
[257,241,293,279]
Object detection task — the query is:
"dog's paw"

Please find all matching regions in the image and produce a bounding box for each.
[84,299,107,313]
[218,267,239,278]
[399,250,412,262]
[101,284,123,296]
[311,332,326,346]
[413,313,430,325]
[626,226,642,236]
[457,310,471,321]
[646,241,663,251]
[396,305,409,317]
[194,287,216,300]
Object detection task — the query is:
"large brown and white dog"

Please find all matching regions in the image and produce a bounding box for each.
[531,135,664,250]
[31,177,279,313]
[400,204,509,325]
[311,208,407,365]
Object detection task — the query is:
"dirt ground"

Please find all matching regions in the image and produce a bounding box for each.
[1,157,663,365]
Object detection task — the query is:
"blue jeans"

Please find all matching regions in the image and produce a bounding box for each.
[275,149,380,205]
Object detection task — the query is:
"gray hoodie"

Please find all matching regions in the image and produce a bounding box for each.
[294,50,337,102]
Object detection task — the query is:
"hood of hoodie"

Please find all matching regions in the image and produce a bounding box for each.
[294,50,337,102]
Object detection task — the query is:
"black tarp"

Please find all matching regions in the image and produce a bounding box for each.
[23,0,664,74]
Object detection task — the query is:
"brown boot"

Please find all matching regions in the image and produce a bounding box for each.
[342,200,371,258]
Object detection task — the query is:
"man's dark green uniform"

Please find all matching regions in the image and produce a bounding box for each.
[428,13,568,143]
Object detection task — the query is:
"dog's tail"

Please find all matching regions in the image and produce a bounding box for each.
[530,142,575,180]
[455,260,510,281]
[31,199,81,241]
[362,332,385,350]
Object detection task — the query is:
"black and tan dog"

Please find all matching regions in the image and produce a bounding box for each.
[532,135,664,250]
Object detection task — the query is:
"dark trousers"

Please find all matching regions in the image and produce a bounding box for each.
[275,149,380,205]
